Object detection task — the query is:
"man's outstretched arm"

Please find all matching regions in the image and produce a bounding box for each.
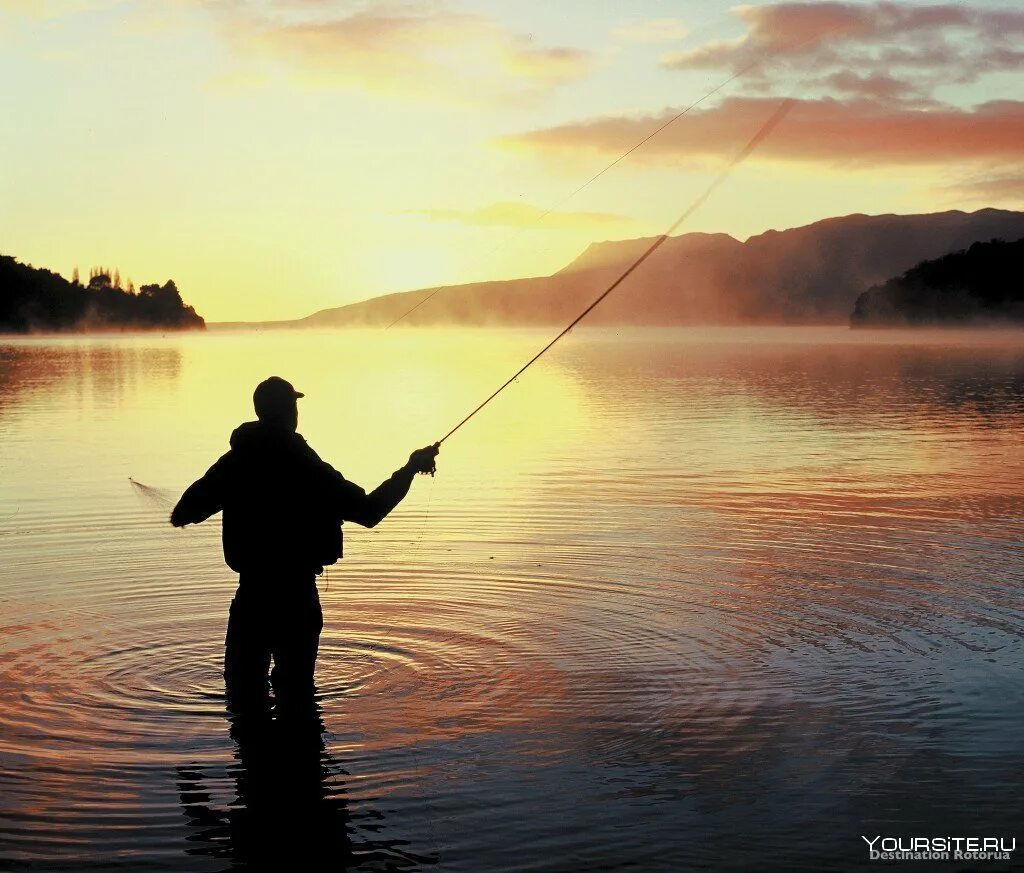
[334,444,438,529]
[170,457,228,527]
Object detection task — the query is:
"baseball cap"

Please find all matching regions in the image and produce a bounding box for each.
[253,376,304,420]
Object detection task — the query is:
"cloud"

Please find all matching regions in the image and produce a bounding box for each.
[242,8,477,97]
[219,3,593,101]
[946,171,1024,205]
[821,70,925,102]
[615,18,689,44]
[407,201,634,230]
[498,96,1024,169]
[660,2,1024,98]
[500,4,1024,179]
[501,40,592,85]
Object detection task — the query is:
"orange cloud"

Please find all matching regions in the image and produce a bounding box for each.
[407,201,634,230]
[228,4,593,101]
[821,71,923,102]
[498,96,1024,169]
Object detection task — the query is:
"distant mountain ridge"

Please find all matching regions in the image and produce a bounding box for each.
[224,208,1024,328]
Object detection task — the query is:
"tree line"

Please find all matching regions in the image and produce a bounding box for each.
[852,238,1024,326]
[0,255,206,333]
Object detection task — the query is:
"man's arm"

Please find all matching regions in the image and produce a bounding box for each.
[170,456,228,527]
[327,444,439,529]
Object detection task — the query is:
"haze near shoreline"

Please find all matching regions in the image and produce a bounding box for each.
[214,209,1024,331]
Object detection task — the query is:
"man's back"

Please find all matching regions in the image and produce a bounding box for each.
[172,419,433,577]
[216,420,345,575]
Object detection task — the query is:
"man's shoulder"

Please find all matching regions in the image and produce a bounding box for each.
[293,433,326,463]
[292,434,351,482]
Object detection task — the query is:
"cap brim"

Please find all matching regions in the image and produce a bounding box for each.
[294,391,305,399]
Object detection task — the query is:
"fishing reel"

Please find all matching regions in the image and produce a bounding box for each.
[410,442,440,477]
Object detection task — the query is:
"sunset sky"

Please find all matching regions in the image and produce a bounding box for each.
[2,0,1023,321]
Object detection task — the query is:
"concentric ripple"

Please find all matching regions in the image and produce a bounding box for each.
[2,327,1024,871]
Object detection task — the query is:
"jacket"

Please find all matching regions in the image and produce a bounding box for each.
[171,420,416,575]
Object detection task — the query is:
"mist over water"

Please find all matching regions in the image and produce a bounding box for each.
[1,327,1023,871]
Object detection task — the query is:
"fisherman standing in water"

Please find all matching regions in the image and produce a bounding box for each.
[170,376,439,702]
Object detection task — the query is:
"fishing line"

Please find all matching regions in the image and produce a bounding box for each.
[385,48,796,330]
[129,36,820,540]
[129,477,178,507]
[130,477,201,540]
[129,98,796,556]
[407,472,436,552]
[436,96,796,446]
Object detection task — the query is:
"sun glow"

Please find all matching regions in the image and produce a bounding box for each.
[1,0,1021,324]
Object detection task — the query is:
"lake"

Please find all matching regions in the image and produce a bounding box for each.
[1,326,1022,871]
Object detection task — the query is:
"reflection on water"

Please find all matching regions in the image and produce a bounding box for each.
[177,696,433,870]
[1,327,1023,871]
[176,697,353,868]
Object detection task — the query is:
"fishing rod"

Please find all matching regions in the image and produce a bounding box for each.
[133,48,816,493]
[436,97,796,446]
[130,99,798,500]
[130,100,791,529]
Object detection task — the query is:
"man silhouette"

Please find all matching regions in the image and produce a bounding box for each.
[170,376,438,701]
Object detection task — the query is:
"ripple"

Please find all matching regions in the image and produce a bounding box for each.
[2,328,1024,870]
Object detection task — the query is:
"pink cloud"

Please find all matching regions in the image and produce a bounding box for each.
[660,2,1024,99]
[499,96,1024,169]
[822,70,923,101]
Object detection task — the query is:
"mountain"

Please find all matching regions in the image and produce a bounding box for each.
[851,238,1024,326]
[0,257,205,333]
[273,208,1024,328]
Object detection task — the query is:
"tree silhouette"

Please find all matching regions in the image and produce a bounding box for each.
[852,237,1024,325]
[88,272,112,291]
[0,255,206,332]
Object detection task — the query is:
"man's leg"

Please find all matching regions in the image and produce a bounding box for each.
[270,586,323,702]
[224,588,273,706]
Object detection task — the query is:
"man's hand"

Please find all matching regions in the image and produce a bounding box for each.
[408,443,440,476]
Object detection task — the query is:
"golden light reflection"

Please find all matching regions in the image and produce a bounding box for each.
[1,327,1023,867]
[167,328,592,487]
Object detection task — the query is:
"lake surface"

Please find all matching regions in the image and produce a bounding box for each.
[1,327,1022,871]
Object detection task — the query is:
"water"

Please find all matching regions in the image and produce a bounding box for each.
[1,327,1022,871]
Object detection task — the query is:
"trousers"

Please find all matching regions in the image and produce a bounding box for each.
[224,573,324,700]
